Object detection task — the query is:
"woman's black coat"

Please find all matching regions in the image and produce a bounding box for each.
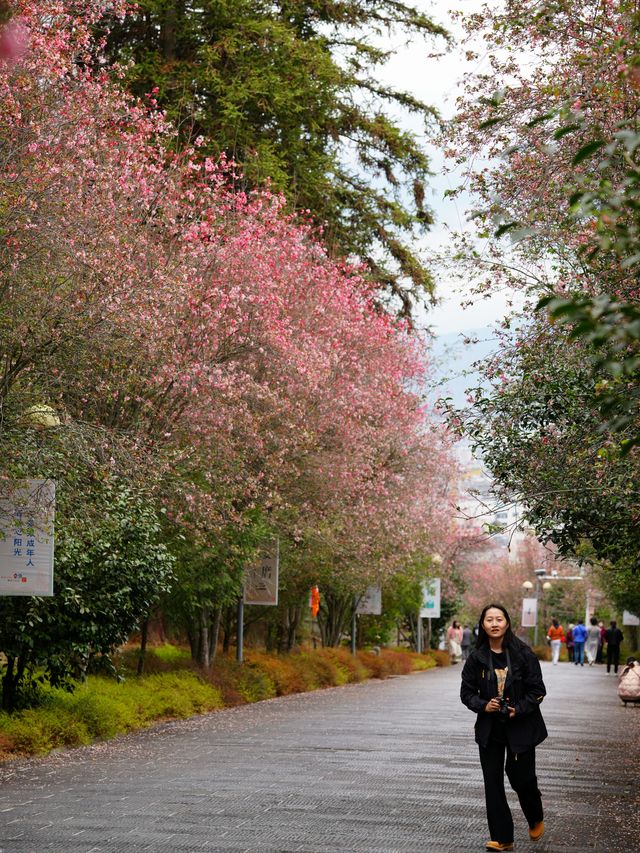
[460,639,548,754]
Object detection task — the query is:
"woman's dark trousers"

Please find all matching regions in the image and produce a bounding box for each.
[607,645,621,673]
[479,739,544,844]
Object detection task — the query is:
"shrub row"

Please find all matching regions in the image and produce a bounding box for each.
[0,646,447,761]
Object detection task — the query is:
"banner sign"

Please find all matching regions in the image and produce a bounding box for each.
[521,597,538,628]
[0,479,55,596]
[420,578,441,619]
[309,585,320,617]
[623,610,640,626]
[356,585,382,615]
[243,540,279,605]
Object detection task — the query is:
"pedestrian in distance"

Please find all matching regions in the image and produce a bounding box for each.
[585,617,601,666]
[460,603,547,851]
[572,619,588,666]
[596,620,606,664]
[447,620,463,664]
[546,619,565,665]
[604,620,625,674]
[565,622,575,663]
[461,624,473,661]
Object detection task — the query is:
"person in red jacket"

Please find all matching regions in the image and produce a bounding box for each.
[546,619,565,666]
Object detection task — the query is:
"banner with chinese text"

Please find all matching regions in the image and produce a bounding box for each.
[0,479,55,596]
[243,540,279,605]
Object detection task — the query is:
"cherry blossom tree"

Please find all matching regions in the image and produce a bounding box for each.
[1,0,465,682]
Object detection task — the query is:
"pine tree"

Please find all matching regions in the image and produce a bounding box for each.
[105,1,448,315]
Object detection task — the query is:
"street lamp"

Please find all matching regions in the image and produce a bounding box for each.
[521,570,550,646]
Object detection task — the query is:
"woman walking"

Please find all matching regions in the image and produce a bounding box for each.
[585,617,601,666]
[546,619,565,665]
[447,620,463,664]
[565,623,575,663]
[460,603,547,851]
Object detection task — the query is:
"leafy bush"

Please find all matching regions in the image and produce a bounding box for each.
[244,653,306,696]
[292,651,340,687]
[0,672,223,758]
[357,649,414,678]
[319,648,369,683]
[430,649,451,667]
[407,652,437,671]
[532,645,551,661]
[115,644,194,674]
[203,657,277,705]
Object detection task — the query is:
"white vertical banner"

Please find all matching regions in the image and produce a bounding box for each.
[521,597,538,628]
[0,479,55,596]
[420,578,441,619]
[243,540,279,605]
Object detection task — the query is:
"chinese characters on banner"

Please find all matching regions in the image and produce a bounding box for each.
[420,578,441,619]
[0,479,55,596]
[243,540,279,605]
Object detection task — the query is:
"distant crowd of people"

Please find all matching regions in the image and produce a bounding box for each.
[549,618,624,672]
[446,616,629,675]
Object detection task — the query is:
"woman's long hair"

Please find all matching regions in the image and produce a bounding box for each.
[476,603,518,649]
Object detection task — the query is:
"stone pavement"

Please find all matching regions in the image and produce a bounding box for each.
[0,661,638,853]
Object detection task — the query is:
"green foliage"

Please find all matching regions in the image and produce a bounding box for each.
[162,510,273,665]
[0,672,223,757]
[104,0,448,313]
[358,573,422,646]
[149,643,191,665]
[0,479,175,710]
[447,322,640,618]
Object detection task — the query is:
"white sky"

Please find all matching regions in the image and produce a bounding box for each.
[374,0,517,335]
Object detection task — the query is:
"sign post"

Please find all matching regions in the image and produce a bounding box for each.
[240,540,279,662]
[420,578,441,653]
[0,479,55,596]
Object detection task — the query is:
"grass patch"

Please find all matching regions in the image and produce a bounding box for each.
[0,671,223,759]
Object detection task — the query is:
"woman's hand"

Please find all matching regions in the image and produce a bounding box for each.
[484,698,501,713]
[508,706,516,718]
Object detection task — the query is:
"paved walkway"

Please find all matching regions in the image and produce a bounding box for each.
[0,661,638,852]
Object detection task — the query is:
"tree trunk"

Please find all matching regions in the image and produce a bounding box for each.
[137,616,149,676]
[162,2,178,62]
[209,606,222,662]
[2,656,16,712]
[406,614,418,651]
[198,605,211,669]
[318,591,353,647]
[187,622,198,662]
[1,653,27,713]
[265,621,277,652]
[222,606,233,654]
[278,604,302,652]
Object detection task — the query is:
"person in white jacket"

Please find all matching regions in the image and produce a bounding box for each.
[585,617,601,666]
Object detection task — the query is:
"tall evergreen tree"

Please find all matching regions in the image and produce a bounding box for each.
[105,1,448,315]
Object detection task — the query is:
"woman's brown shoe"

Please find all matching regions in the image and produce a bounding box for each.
[529,821,545,840]
[485,842,514,851]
